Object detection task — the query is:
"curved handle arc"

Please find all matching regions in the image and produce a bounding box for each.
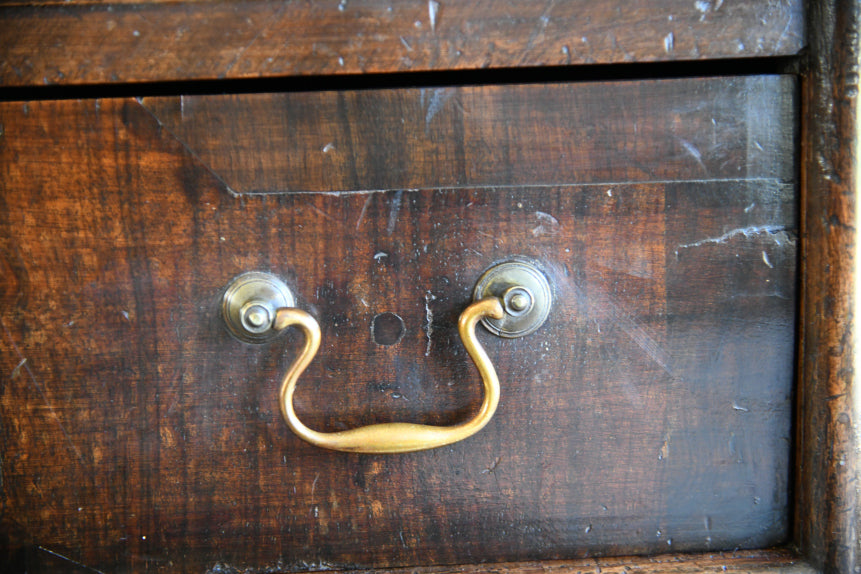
[273,297,505,454]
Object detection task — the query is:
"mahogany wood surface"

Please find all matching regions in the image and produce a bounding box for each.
[25,549,815,574]
[0,0,804,87]
[207,550,816,574]
[796,0,861,572]
[139,78,795,195]
[0,77,797,573]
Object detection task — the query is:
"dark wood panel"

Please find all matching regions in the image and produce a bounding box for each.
[17,548,816,574]
[139,76,796,195]
[0,79,796,573]
[796,1,861,573]
[0,0,804,87]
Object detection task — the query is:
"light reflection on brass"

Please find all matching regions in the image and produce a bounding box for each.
[273,297,505,454]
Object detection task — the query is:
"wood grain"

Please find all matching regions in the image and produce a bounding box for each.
[0,0,804,87]
[0,78,796,573]
[260,550,816,574]
[24,549,816,574]
[139,77,796,195]
[796,1,861,573]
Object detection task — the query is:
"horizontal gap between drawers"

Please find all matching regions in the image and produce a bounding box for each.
[0,55,801,103]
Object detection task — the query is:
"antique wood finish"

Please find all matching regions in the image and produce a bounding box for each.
[25,549,818,574]
[204,550,816,574]
[0,78,797,573]
[0,0,804,87]
[138,78,794,195]
[796,0,861,573]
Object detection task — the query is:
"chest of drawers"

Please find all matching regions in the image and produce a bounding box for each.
[0,2,856,573]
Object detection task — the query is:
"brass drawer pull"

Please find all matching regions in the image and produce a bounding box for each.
[274,298,504,453]
[221,259,551,453]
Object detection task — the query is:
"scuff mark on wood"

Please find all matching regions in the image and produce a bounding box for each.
[677,138,708,174]
[425,88,454,131]
[428,0,440,31]
[424,291,436,356]
[387,190,403,235]
[532,211,560,236]
[675,225,793,253]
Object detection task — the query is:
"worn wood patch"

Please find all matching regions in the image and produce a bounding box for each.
[0,0,804,87]
[0,77,797,573]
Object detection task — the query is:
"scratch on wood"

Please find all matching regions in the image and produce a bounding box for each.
[518,0,557,59]
[620,313,675,377]
[482,456,502,474]
[425,88,454,131]
[675,225,793,254]
[222,5,286,76]
[677,138,708,174]
[386,190,403,235]
[356,194,373,230]
[728,432,743,463]
[1,319,87,468]
[428,0,439,31]
[311,473,320,498]
[773,12,794,52]
[37,546,106,574]
[238,177,786,197]
[307,204,336,222]
[556,270,676,382]
[424,292,436,356]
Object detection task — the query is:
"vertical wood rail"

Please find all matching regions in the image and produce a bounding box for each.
[799,1,861,571]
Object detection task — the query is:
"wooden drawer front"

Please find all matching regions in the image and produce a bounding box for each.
[0,76,796,572]
[0,1,804,86]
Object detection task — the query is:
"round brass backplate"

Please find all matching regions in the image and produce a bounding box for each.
[222,271,295,344]
[472,258,552,338]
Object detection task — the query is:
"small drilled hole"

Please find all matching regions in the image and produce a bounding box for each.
[371,312,406,346]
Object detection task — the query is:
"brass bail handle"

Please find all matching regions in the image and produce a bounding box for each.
[274,298,503,453]
[222,259,551,454]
